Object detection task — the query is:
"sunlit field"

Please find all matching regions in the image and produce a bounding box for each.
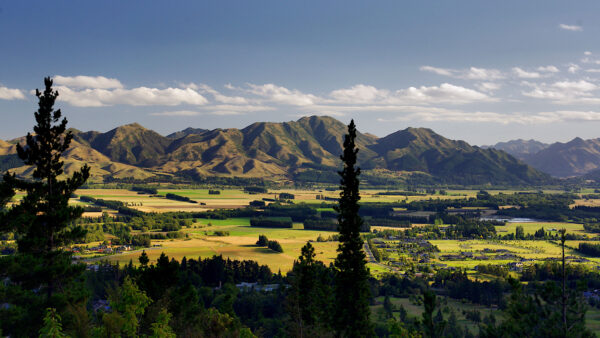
[95,217,340,273]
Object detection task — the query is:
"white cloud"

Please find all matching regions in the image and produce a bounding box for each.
[585,51,593,56]
[192,83,249,104]
[553,80,596,92]
[464,67,504,80]
[419,66,455,77]
[537,65,559,73]
[56,86,209,107]
[325,83,492,105]
[475,82,501,92]
[397,83,493,104]
[420,65,504,80]
[568,64,580,73]
[512,67,541,79]
[585,68,600,73]
[54,75,123,89]
[0,86,25,100]
[522,80,598,103]
[151,110,201,116]
[151,104,274,117]
[245,83,317,106]
[559,24,583,31]
[329,85,390,104]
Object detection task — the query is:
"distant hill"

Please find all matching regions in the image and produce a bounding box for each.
[167,127,208,139]
[487,139,549,160]
[365,128,549,185]
[522,137,600,177]
[2,116,551,185]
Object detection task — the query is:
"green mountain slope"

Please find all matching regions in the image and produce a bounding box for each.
[3,116,551,185]
[366,127,549,185]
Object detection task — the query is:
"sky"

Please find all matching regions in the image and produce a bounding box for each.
[1,1,600,145]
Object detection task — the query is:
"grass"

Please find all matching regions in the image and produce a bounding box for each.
[96,219,339,273]
[495,222,585,235]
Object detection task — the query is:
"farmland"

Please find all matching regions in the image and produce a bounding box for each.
[95,217,340,273]
[8,185,600,334]
[61,187,600,277]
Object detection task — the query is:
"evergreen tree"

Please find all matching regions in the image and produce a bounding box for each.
[149,309,176,338]
[421,290,445,338]
[39,308,68,338]
[333,119,372,337]
[0,77,90,335]
[287,242,333,336]
[101,276,152,337]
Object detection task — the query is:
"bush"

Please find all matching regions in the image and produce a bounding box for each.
[267,240,283,253]
[165,193,197,203]
[279,192,295,200]
[131,186,158,195]
[578,242,600,257]
[304,217,338,231]
[130,235,151,247]
[256,234,269,246]
[213,231,230,237]
[250,218,293,228]
[249,200,266,208]
[244,186,268,194]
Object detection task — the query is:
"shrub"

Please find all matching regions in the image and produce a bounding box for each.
[249,200,266,208]
[256,234,269,246]
[165,193,197,203]
[267,240,283,253]
[244,186,268,194]
[250,218,293,228]
[279,193,295,200]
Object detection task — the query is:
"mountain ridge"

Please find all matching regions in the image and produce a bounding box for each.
[2,116,551,185]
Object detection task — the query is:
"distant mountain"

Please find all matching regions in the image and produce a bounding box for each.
[167,127,208,139]
[74,123,172,167]
[487,139,549,159]
[522,137,600,177]
[0,138,153,182]
[365,128,549,185]
[2,116,551,185]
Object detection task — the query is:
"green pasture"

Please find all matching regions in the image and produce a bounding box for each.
[99,217,339,273]
[495,222,586,235]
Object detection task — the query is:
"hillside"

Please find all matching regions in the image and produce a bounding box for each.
[487,139,549,160]
[365,128,549,185]
[522,137,600,177]
[2,116,551,185]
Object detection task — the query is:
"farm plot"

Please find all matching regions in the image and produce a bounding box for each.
[495,222,586,236]
[99,218,339,273]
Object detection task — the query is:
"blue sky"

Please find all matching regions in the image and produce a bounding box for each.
[1,1,600,145]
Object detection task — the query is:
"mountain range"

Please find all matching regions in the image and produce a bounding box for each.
[489,138,600,178]
[0,116,551,185]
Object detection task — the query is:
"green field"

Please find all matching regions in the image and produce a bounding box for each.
[495,222,586,235]
[96,217,340,273]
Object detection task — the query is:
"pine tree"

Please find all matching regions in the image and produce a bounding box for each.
[3,77,90,296]
[38,308,68,338]
[333,119,372,337]
[149,309,176,338]
[0,77,90,335]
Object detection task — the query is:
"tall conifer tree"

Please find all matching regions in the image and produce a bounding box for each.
[333,119,372,337]
[1,77,90,302]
